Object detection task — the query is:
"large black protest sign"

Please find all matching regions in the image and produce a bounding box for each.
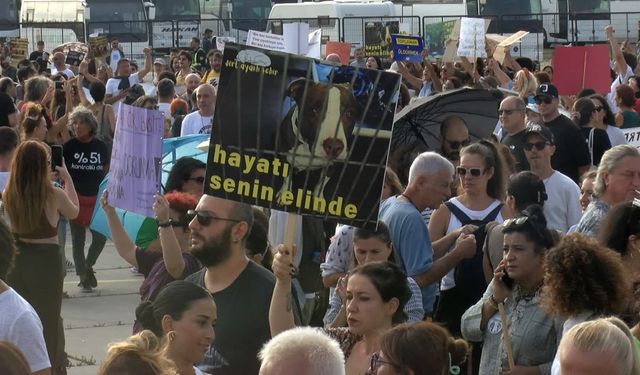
[205,43,401,227]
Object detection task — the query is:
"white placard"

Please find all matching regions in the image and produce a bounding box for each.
[216,36,236,52]
[623,127,640,149]
[306,29,322,59]
[457,17,486,59]
[283,22,310,55]
[246,30,287,52]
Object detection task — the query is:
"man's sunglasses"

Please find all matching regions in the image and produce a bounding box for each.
[185,209,241,227]
[456,167,484,177]
[186,176,206,184]
[523,141,550,151]
[446,139,471,150]
[534,96,553,105]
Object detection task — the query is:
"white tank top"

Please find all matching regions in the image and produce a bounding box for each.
[440,197,504,291]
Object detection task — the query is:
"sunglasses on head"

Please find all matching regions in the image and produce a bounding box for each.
[186,176,205,184]
[503,216,529,229]
[456,167,484,177]
[535,96,553,105]
[523,141,550,151]
[446,139,471,150]
[185,209,241,227]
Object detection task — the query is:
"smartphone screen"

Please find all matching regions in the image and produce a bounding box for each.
[51,145,63,171]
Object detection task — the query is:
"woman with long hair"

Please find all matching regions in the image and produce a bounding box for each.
[136,280,216,375]
[572,97,612,167]
[19,102,47,142]
[77,75,116,153]
[98,330,177,375]
[2,140,79,374]
[368,322,469,375]
[271,256,411,375]
[513,68,538,102]
[22,76,72,145]
[462,205,558,374]
[430,140,508,336]
[589,94,627,146]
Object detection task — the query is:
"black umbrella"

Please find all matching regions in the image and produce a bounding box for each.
[392,88,505,153]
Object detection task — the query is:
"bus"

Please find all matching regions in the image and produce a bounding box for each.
[0,0,20,40]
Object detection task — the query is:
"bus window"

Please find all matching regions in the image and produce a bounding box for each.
[230,0,271,31]
[155,0,200,19]
[87,0,147,41]
[569,0,610,13]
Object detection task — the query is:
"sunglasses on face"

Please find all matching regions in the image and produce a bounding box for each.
[456,167,484,177]
[446,139,471,150]
[523,141,550,151]
[186,176,205,184]
[185,209,241,227]
[535,96,553,105]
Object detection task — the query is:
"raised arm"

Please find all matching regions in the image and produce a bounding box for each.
[422,53,442,94]
[269,244,297,337]
[101,191,138,267]
[153,194,185,279]
[606,25,627,76]
[137,47,153,81]
[76,74,91,106]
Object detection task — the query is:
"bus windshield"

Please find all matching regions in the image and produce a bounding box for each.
[0,0,19,29]
[232,0,271,19]
[569,0,610,14]
[155,0,200,19]
[87,0,147,42]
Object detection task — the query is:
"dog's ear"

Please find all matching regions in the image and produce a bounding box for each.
[285,78,313,104]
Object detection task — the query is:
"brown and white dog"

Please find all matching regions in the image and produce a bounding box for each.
[275,78,359,198]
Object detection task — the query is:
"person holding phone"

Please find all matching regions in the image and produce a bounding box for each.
[63,107,109,292]
[461,205,559,375]
[2,140,79,374]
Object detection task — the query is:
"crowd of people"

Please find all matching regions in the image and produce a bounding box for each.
[0,23,639,375]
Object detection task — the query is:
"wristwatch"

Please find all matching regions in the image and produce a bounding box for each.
[157,219,172,228]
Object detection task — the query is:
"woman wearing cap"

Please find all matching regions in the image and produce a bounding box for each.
[461,205,558,375]
[575,144,640,237]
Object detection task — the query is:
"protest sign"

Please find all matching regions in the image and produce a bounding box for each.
[107,104,164,218]
[623,127,640,150]
[247,30,287,52]
[424,19,457,58]
[89,36,109,58]
[9,38,28,66]
[216,36,236,52]
[325,41,352,64]
[283,22,310,55]
[457,17,487,59]
[306,29,322,59]
[391,34,423,63]
[205,43,401,227]
[490,31,529,63]
[552,45,610,95]
[364,21,399,58]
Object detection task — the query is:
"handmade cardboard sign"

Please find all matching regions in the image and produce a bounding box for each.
[424,19,457,58]
[89,36,109,58]
[490,31,529,63]
[364,21,399,58]
[391,34,423,63]
[552,45,610,95]
[325,41,352,65]
[205,43,401,227]
[9,38,28,66]
[457,17,487,58]
[107,104,163,217]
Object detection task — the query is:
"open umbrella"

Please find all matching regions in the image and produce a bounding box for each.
[392,87,503,153]
[90,134,209,240]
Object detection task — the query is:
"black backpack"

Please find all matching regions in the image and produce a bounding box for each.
[445,201,502,305]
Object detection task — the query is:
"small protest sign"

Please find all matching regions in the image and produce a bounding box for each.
[491,31,529,63]
[216,36,236,52]
[107,104,163,218]
[9,38,28,66]
[364,21,399,58]
[325,41,352,64]
[89,36,109,58]
[391,34,423,63]
[457,17,487,58]
[247,30,287,52]
[623,127,640,150]
[283,22,310,55]
[552,44,610,95]
[307,29,322,59]
[205,43,401,227]
[424,19,457,57]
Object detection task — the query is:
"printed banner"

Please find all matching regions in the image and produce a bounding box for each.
[364,21,399,58]
[457,17,487,58]
[552,45,611,95]
[107,104,164,217]
[391,34,423,63]
[205,43,401,227]
[247,30,287,53]
[623,127,640,150]
[9,38,28,66]
[424,19,457,58]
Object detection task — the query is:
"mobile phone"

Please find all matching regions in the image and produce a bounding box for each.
[501,272,515,290]
[54,81,64,90]
[51,145,63,171]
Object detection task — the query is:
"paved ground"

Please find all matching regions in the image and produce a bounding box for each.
[61,231,143,374]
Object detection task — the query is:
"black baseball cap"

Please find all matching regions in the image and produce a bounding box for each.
[535,83,559,99]
[523,124,555,144]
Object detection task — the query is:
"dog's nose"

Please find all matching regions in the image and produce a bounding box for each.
[322,138,345,158]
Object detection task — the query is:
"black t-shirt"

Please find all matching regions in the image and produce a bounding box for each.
[187,262,302,375]
[63,138,109,196]
[580,127,611,167]
[501,129,530,172]
[0,93,17,127]
[544,115,591,183]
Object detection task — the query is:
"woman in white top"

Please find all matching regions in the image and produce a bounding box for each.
[429,139,509,336]
[590,94,628,147]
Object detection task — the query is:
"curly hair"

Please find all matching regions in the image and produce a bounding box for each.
[542,233,631,317]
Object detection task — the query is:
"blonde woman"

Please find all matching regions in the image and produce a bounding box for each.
[513,68,539,101]
[98,330,177,375]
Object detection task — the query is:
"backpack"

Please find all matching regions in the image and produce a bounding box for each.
[445,201,502,305]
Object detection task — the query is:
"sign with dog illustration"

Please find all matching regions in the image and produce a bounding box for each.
[205,43,401,227]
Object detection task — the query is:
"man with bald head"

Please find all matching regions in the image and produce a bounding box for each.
[180,83,216,135]
[50,52,74,78]
[181,73,201,112]
[499,96,530,171]
[439,115,469,165]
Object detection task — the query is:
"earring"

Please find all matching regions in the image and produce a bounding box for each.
[167,331,176,342]
[449,353,460,375]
